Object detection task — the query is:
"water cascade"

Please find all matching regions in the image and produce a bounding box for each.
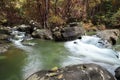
[10,29,41,79]
[64,35,120,74]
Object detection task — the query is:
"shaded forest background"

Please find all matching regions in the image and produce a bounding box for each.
[0,0,120,29]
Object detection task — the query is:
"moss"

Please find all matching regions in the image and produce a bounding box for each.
[86,31,96,36]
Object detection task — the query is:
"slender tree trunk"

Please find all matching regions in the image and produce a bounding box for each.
[54,0,58,15]
[44,0,50,29]
[83,0,88,21]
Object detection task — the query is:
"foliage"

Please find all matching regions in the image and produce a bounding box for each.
[90,0,120,27]
[0,0,25,25]
[48,15,64,26]
[0,0,120,28]
[111,8,120,26]
[0,12,7,24]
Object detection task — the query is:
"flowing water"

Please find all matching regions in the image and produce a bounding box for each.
[0,30,120,80]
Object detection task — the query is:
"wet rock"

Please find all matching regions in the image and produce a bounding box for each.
[96,29,120,45]
[115,67,120,80]
[26,63,115,80]
[32,29,53,40]
[53,26,85,41]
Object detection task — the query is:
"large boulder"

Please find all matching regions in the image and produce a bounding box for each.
[32,29,53,40]
[96,29,120,45]
[53,26,85,41]
[26,63,115,80]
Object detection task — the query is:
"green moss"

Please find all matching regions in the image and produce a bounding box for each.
[86,31,96,36]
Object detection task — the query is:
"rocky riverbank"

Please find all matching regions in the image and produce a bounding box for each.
[0,25,11,54]
[0,22,120,53]
[0,23,120,80]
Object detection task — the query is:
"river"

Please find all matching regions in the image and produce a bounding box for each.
[0,35,120,80]
[0,39,68,80]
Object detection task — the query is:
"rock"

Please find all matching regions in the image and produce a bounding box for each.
[0,34,9,41]
[17,24,33,34]
[22,42,36,46]
[115,67,120,80]
[32,29,53,40]
[0,29,10,42]
[29,20,42,29]
[96,29,120,45]
[0,25,11,43]
[0,44,9,54]
[53,26,85,41]
[26,63,115,80]
[0,25,11,34]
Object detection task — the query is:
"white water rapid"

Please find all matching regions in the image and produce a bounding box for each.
[10,29,41,79]
[64,35,120,74]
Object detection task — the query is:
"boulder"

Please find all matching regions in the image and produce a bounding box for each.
[96,29,120,45]
[115,67,120,80]
[17,24,33,34]
[0,25,11,34]
[53,26,85,41]
[0,27,10,42]
[26,63,115,80]
[32,29,53,40]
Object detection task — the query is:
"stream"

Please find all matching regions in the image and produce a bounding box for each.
[0,30,120,80]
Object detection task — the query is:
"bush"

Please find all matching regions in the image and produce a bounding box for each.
[48,15,64,27]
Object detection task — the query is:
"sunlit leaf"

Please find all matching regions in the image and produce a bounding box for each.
[51,66,58,71]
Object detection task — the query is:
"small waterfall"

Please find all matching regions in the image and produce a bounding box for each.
[10,28,33,48]
[10,30,25,47]
[9,28,41,79]
[64,35,120,74]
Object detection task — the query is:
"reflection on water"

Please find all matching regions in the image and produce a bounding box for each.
[0,47,26,80]
[0,39,68,80]
[0,36,120,80]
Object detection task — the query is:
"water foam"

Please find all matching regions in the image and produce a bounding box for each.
[64,35,120,74]
[10,29,41,79]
